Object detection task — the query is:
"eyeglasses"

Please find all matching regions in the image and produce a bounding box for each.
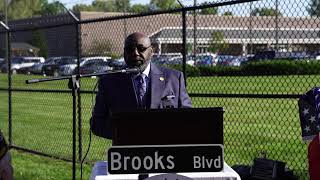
[125,45,152,53]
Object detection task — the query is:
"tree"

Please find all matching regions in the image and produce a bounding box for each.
[114,0,130,12]
[0,0,71,20]
[3,0,66,20]
[92,0,109,12]
[0,3,4,21]
[41,1,65,16]
[307,0,320,16]
[209,31,229,54]
[149,0,180,10]
[7,0,46,20]
[199,1,218,15]
[88,39,113,56]
[187,43,193,55]
[72,4,96,13]
[250,7,282,16]
[30,30,48,58]
[222,11,233,16]
[130,4,149,13]
[87,0,131,12]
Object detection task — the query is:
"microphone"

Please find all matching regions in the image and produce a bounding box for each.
[120,67,141,74]
[124,60,144,73]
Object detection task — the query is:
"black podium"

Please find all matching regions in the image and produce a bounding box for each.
[111,107,224,146]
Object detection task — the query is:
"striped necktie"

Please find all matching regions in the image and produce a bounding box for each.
[136,74,146,107]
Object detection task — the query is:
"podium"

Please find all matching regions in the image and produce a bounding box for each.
[90,161,241,180]
[91,107,240,179]
[111,107,224,145]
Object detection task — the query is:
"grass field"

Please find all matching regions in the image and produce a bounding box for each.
[1,73,319,179]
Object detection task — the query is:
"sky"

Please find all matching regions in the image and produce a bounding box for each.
[50,0,310,17]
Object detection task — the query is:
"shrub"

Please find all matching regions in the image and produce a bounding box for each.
[198,65,241,76]
[165,60,320,77]
[164,64,200,77]
[241,59,320,76]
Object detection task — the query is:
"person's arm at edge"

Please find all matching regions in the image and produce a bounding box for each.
[178,71,192,108]
[90,77,112,139]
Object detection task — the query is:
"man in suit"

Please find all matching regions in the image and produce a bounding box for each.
[90,32,192,139]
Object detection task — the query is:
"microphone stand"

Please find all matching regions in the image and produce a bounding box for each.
[26,68,140,84]
[25,68,140,179]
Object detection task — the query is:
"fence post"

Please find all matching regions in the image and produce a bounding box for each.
[67,12,83,164]
[62,6,81,180]
[76,20,83,165]
[182,10,187,87]
[0,21,12,146]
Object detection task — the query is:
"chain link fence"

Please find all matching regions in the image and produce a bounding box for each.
[0,0,319,179]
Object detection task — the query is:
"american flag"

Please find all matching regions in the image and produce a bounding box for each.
[298,87,320,141]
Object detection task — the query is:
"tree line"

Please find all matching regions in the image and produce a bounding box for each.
[0,0,220,20]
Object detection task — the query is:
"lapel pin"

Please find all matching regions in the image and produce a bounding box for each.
[159,77,164,81]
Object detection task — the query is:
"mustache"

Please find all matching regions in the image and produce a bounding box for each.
[129,58,143,65]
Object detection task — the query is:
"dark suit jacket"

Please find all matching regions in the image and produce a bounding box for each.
[90,63,192,138]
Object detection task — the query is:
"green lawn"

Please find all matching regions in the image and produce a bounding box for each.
[1,73,319,179]
[10,149,92,180]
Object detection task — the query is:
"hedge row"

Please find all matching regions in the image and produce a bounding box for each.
[165,60,320,76]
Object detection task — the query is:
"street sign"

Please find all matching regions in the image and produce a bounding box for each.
[107,144,224,174]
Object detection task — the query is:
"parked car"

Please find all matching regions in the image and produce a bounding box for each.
[1,56,45,74]
[164,55,195,66]
[248,50,311,62]
[194,53,218,66]
[151,55,167,65]
[109,58,126,70]
[311,51,320,60]
[249,50,275,61]
[29,62,46,75]
[216,55,241,66]
[64,56,112,76]
[79,61,113,74]
[166,56,182,65]
[42,56,77,77]
[0,58,5,71]
[27,57,59,75]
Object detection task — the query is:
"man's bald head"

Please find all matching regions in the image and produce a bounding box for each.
[125,32,151,47]
[124,32,153,71]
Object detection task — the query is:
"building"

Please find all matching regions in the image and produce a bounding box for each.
[79,12,320,56]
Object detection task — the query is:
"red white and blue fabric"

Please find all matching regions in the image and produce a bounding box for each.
[298,87,320,180]
[298,87,320,141]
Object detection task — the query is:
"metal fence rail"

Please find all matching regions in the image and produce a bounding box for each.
[0,0,319,179]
